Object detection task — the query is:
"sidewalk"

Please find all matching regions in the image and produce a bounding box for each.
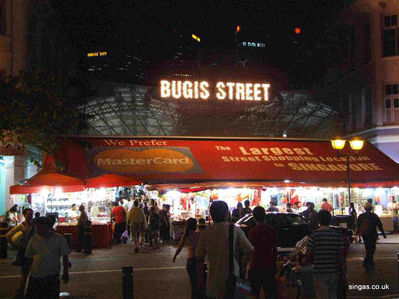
[377,232,399,244]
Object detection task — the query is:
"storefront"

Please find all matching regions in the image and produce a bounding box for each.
[9,136,399,241]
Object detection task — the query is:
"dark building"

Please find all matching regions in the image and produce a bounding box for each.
[80,50,146,84]
[313,0,399,163]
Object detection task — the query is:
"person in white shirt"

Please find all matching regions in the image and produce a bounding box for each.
[388,197,399,232]
[25,217,70,298]
[68,204,78,222]
[196,201,254,299]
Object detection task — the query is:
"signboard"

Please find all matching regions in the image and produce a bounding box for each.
[242,41,266,48]
[191,34,200,42]
[54,138,399,187]
[160,80,270,101]
[87,51,107,57]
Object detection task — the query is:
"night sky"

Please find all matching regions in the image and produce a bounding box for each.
[53,1,350,57]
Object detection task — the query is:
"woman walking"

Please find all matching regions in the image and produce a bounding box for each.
[172,218,200,299]
[148,207,160,249]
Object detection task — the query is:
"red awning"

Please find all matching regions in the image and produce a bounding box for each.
[27,173,83,186]
[10,183,85,194]
[51,137,399,188]
[84,174,141,188]
[10,184,42,194]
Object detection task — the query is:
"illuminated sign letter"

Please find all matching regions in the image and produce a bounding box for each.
[160,80,171,98]
[199,81,210,99]
[261,83,270,101]
[236,83,245,100]
[193,81,199,99]
[245,83,254,101]
[183,81,193,99]
[226,82,235,100]
[253,83,262,101]
[172,80,182,99]
[216,82,226,100]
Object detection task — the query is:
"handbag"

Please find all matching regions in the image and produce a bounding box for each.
[224,224,236,299]
[120,229,129,242]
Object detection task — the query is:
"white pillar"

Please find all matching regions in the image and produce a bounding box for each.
[4,156,14,211]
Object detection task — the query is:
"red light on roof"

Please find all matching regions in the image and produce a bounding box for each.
[294,27,301,34]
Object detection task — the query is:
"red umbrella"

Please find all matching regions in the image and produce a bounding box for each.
[10,183,85,194]
[84,174,141,188]
[10,184,42,194]
[28,173,83,186]
[24,173,85,192]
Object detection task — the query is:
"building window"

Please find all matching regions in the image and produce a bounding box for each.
[364,87,372,128]
[383,15,399,57]
[362,24,371,63]
[385,83,399,123]
[385,15,397,27]
[0,0,6,35]
[386,99,391,108]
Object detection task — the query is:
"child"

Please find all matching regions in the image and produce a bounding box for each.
[148,207,160,249]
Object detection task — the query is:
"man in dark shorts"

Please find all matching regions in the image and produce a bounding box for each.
[357,202,386,270]
[248,206,278,299]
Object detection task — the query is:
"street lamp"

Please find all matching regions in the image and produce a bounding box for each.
[331,137,364,207]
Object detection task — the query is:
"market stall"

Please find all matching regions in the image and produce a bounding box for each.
[9,137,399,234]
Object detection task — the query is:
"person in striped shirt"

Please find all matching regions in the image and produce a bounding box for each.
[306,210,346,299]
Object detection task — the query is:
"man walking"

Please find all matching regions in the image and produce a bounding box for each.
[248,206,277,299]
[25,217,70,298]
[356,202,386,270]
[196,200,254,299]
[159,204,171,243]
[111,201,126,244]
[6,208,34,296]
[306,210,345,299]
[127,200,145,253]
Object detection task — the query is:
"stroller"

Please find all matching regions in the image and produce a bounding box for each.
[277,236,316,299]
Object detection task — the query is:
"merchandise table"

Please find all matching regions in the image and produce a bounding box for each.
[56,222,112,249]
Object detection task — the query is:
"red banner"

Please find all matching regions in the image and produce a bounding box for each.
[55,137,399,187]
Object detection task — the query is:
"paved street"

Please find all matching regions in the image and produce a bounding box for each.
[0,237,398,299]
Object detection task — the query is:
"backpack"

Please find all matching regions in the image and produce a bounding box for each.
[357,217,372,235]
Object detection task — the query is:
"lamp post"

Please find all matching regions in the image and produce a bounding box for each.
[331,137,364,208]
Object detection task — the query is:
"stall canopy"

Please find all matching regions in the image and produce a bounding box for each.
[10,173,86,194]
[10,155,85,194]
[84,174,141,188]
[40,136,399,188]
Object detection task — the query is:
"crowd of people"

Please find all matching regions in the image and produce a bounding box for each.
[111,198,172,253]
[5,209,70,298]
[170,199,387,299]
[1,195,390,298]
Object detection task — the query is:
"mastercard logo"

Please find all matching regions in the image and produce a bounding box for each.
[93,148,194,173]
